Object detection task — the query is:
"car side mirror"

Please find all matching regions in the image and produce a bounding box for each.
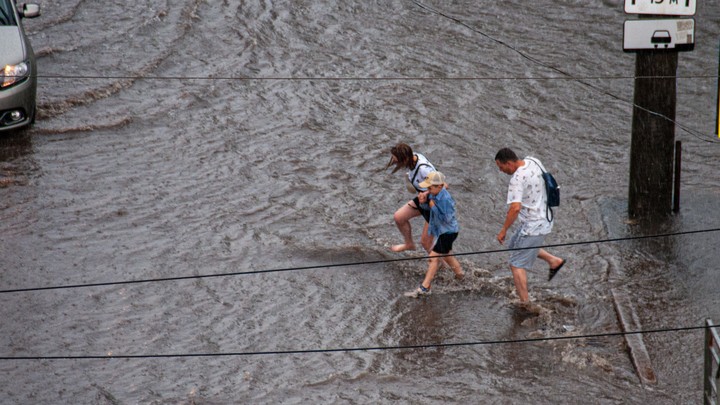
[18,3,41,18]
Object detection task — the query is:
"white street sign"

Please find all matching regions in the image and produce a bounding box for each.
[625,0,696,16]
[623,19,695,51]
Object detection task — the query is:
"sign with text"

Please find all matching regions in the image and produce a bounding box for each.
[623,19,695,52]
[625,0,696,16]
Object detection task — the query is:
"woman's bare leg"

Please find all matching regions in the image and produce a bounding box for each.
[421,252,442,289]
[420,221,433,253]
[391,201,421,252]
[443,252,464,279]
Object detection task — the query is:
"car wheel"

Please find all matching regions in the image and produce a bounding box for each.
[29,105,36,126]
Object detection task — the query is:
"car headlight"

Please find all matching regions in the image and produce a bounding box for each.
[2,62,30,88]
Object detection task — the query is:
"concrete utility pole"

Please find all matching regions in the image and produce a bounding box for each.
[628,50,678,218]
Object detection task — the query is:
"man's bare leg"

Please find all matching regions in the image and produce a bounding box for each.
[510,265,529,302]
[537,248,563,269]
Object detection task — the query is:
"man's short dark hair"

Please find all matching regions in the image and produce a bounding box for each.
[495,148,519,163]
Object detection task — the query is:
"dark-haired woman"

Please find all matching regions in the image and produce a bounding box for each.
[386,143,436,253]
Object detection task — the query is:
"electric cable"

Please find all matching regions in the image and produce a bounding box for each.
[411,1,720,144]
[4,6,718,366]
[30,74,719,81]
[14,8,718,142]
[1,227,718,295]
[0,323,713,360]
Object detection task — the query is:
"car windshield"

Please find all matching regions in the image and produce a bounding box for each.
[0,0,17,26]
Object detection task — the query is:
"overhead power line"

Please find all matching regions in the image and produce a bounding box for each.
[0,323,712,361]
[25,3,720,144]
[1,228,718,295]
[32,74,718,81]
[410,1,720,144]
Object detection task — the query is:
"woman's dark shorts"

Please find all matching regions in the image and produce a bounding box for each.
[432,232,458,254]
[412,196,431,222]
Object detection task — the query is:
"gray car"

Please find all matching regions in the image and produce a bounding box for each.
[0,0,39,132]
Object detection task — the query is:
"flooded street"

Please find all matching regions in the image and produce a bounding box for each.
[2,0,720,403]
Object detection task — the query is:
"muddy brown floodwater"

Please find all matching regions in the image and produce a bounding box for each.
[1,0,719,403]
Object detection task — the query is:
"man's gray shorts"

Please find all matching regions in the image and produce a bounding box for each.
[507,231,547,269]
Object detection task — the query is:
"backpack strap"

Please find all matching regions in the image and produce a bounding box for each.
[410,159,433,192]
[526,158,554,222]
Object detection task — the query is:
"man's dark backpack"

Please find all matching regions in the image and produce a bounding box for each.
[528,158,560,222]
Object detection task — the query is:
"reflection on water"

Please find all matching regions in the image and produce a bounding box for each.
[0,131,33,162]
[0,131,35,190]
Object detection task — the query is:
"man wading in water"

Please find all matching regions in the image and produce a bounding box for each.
[495,148,565,304]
